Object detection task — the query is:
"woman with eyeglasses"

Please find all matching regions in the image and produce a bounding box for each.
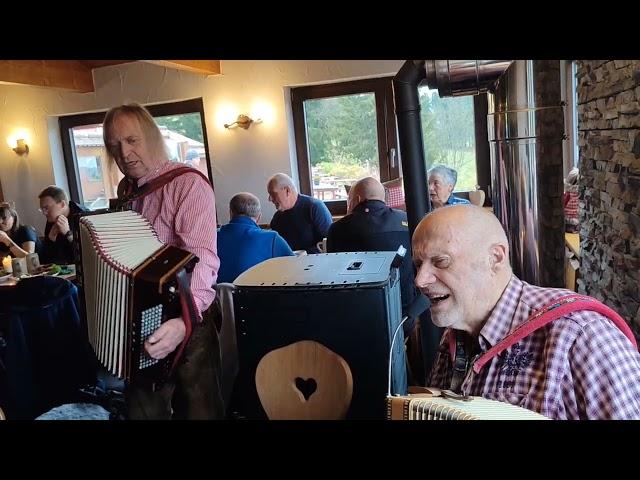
[0,203,42,258]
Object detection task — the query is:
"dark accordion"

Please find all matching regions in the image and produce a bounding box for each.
[387,389,549,420]
[75,210,198,387]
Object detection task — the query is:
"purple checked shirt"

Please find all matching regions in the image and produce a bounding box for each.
[428,275,640,419]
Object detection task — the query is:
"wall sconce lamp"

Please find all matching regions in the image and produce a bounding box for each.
[12,139,29,155]
[224,114,261,130]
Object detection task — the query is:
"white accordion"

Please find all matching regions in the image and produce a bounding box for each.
[387,389,549,420]
[75,210,198,388]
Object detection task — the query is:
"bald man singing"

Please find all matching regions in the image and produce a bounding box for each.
[413,204,640,419]
[327,177,420,337]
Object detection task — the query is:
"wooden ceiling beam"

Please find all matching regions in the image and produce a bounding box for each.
[78,60,136,69]
[0,60,222,93]
[0,60,94,93]
[143,60,221,76]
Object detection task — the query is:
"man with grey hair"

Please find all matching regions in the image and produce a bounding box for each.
[427,164,470,209]
[217,192,294,283]
[103,103,222,420]
[267,173,332,253]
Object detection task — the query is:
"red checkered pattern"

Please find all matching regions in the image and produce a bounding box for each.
[428,276,640,419]
[385,185,405,209]
[565,191,579,222]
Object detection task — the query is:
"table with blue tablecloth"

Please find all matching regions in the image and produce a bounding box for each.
[0,276,94,419]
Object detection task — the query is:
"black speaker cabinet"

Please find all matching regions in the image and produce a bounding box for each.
[233,252,407,419]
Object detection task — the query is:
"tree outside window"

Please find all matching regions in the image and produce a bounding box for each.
[419,87,477,192]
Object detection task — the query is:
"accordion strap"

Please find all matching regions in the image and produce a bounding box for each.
[114,166,211,210]
[467,293,638,374]
[169,268,199,373]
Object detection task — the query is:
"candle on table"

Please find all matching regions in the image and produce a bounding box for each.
[2,256,12,273]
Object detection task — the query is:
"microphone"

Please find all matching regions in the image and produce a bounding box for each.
[387,293,431,396]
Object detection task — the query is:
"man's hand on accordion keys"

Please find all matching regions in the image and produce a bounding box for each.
[145,318,186,360]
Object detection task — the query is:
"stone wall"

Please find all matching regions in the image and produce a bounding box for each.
[576,60,640,333]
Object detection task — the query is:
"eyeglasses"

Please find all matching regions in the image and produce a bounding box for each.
[38,206,53,214]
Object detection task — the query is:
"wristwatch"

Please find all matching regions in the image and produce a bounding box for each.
[64,230,73,239]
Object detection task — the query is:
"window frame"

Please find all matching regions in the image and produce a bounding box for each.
[59,98,213,206]
[473,93,492,206]
[291,77,399,216]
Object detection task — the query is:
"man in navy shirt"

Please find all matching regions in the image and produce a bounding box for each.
[267,173,332,254]
[217,192,294,283]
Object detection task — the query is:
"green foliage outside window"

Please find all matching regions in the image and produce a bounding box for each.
[303,87,477,193]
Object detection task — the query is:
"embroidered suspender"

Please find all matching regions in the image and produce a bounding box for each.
[448,293,638,376]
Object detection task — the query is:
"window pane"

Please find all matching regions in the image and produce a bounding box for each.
[154,113,210,180]
[70,112,210,211]
[304,93,379,201]
[419,86,477,192]
[71,125,118,210]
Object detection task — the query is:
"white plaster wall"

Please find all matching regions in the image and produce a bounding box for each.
[0,60,403,233]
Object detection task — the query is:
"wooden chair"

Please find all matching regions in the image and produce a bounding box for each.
[255,340,353,420]
[468,188,486,207]
[213,283,239,413]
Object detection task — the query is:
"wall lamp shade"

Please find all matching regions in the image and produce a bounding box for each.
[13,139,29,155]
[224,114,261,130]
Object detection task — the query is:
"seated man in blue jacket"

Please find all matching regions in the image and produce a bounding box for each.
[217,192,294,283]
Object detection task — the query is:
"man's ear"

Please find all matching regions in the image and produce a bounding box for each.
[489,242,509,272]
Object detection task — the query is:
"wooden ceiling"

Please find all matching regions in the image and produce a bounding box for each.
[0,60,221,93]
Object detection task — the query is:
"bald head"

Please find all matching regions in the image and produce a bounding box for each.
[348,177,386,213]
[413,205,509,257]
[412,205,512,336]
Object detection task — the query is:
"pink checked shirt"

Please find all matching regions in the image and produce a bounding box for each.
[429,275,640,419]
[132,162,219,319]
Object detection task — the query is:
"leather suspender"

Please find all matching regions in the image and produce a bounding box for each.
[448,293,638,377]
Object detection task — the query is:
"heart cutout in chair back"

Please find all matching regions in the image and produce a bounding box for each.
[294,377,317,401]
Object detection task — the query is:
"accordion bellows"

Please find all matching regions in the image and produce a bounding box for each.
[387,392,549,420]
[77,210,196,385]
